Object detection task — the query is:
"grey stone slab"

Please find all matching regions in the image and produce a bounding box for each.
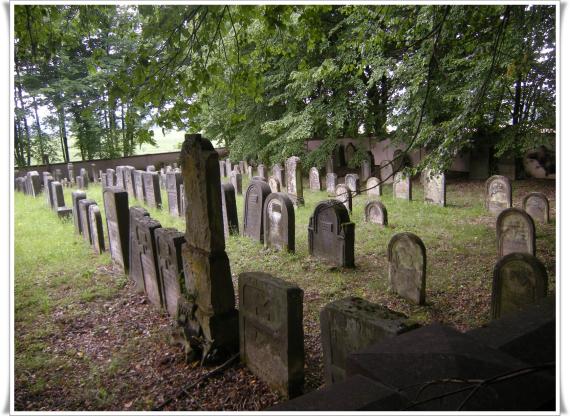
[486,175,512,214]
[79,199,97,245]
[156,227,185,317]
[496,208,536,257]
[366,176,381,197]
[129,206,150,293]
[51,181,65,208]
[257,164,267,180]
[106,168,115,186]
[221,183,239,238]
[379,159,394,184]
[143,171,162,209]
[57,207,72,219]
[166,171,182,216]
[71,191,87,234]
[135,216,163,308]
[364,200,387,226]
[133,170,145,202]
[263,193,295,252]
[230,170,242,195]
[123,166,136,199]
[335,184,352,213]
[89,205,105,254]
[243,180,272,243]
[388,232,426,305]
[326,173,337,196]
[309,167,321,191]
[285,157,304,207]
[103,187,130,273]
[423,169,446,206]
[522,192,549,224]
[345,173,360,196]
[268,176,281,193]
[393,172,411,200]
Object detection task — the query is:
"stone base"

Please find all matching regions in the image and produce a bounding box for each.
[57,207,72,219]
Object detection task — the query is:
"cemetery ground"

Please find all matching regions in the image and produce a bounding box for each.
[14,177,556,411]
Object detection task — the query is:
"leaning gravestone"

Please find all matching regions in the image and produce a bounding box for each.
[364,201,388,226]
[103,187,130,273]
[273,164,285,188]
[134,215,163,308]
[79,199,97,245]
[143,171,162,209]
[89,205,105,254]
[393,172,411,201]
[387,232,426,305]
[239,272,304,398]
[264,193,295,252]
[326,173,338,196]
[345,174,360,196]
[221,183,239,237]
[243,180,272,243]
[309,167,322,191]
[133,170,145,202]
[268,176,281,193]
[491,253,548,319]
[335,184,353,213]
[320,297,417,384]
[166,171,183,216]
[366,177,381,197]
[128,206,150,293]
[308,200,355,267]
[156,227,186,317]
[258,164,268,180]
[522,192,549,224]
[230,170,243,195]
[485,175,512,214]
[71,191,87,234]
[496,208,536,257]
[285,156,304,207]
[423,170,446,206]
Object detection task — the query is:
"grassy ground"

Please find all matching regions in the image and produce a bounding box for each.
[14,176,556,410]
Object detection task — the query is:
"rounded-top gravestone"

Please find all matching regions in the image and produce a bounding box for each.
[387,232,426,305]
[486,175,512,214]
[496,208,536,257]
[366,176,381,197]
[522,192,549,224]
[335,184,352,213]
[364,200,388,226]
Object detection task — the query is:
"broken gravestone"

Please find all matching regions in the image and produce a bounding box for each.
[387,232,426,305]
[496,208,536,257]
[263,193,295,252]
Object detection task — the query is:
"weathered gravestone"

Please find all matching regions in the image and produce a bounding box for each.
[239,272,304,398]
[239,161,245,175]
[247,165,253,179]
[89,205,105,254]
[79,199,97,244]
[180,184,186,215]
[320,297,417,384]
[268,176,281,193]
[221,183,239,237]
[496,208,536,257]
[80,168,89,185]
[129,206,150,293]
[326,173,338,196]
[285,156,304,207]
[309,167,322,191]
[388,232,426,305]
[142,171,162,209]
[485,175,512,214]
[219,161,226,178]
[51,181,65,208]
[243,180,272,243]
[230,170,242,195]
[264,193,295,252]
[393,172,411,201]
[90,163,98,182]
[345,174,360,196]
[308,200,355,267]
[27,171,41,197]
[225,158,232,178]
[166,171,183,216]
[379,159,394,184]
[106,168,115,187]
[133,215,163,308]
[46,177,56,209]
[146,165,156,172]
[133,170,145,202]
[335,184,353,213]
[491,253,548,320]
[272,164,285,188]
[103,187,130,273]
[53,168,62,182]
[522,192,549,224]
[71,191,87,234]
[67,162,74,183]
[57,206,72,219]
[423,170,446,206]
[101,173,108,187]
[123,166,136,199]
[156,227,186,317]
[364,201,388,226]
[345,143,356,165]
[361,152,374,180]
[257,164,268,180]
[366,177,381,197]
[76,175,87,190]
[178,133,238,361]
[115,166,125,189]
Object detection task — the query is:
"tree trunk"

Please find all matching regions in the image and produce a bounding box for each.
[31,95,45,162]
[58,104,70,162]
[512,73,522,126]
[15,64,32,165]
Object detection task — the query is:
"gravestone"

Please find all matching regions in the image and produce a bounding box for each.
[326,173,338,196]
[56,207,72,219]
[326,156,334,174]
[522,192,549,224]
[180,184,186,215]
[485,175,512,214]
[221,183,239,237]
[54,168,62,182]
[146,165,156,172]
[257,164,268,180]
[128,206,150,292]
[393,172,411,201]
[366,177,382,197]
[67,162,74,183]
[89,205,105,254]
[27,171,41,197]
[123,166,136,199]
[90,163,98,182]
[133,170,145,202]
[71,191,87,234]
[387,232,426,305]
[320,297,417,384]
[143,171,162,209]
[115,166,125,189]
[272,164,285,188]
[309,167,321,191]
[361,152,374,180]
[230,170,243,195]
[243,180,272,243]
[239,161,245,174]
[239,272,304,398]
[219,161,226,178]
[247,165,253,179]
[156,227,186,317]
[496,208,536,257]
[364,201,388,226]
[45,176,55,209]
[285,156,304,207]
[225,158,232,178]
[79,168,89,184]
[103,187,130,273]
[268,176,281,193]
[263,193,295,252]
[166,171,183,216]
[335,184,353,213]
[345,173,360,196]
[101,173,108,187]
[308,200,355,267]
[423,170,446,206]
[51,181,65,208]
[379,160,394,184]
[491,253,548,319]
[345,143,356,165]
[76,175,87,190]
[179,133,238,361]
[106,168,115,187]
[79,199,97,245]
[134,216,163,308]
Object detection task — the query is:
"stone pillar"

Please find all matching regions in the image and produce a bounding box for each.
[285,156,304,207]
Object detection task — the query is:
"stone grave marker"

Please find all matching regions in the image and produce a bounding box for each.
[89,205,105,254]
[485,175,512,214]
[387,232,426,305]
[258,164,268,180]
[76,175,88,190]
[345,143,356,165]
[101,173,108,187]
[219,160,226,178]
[67,162,74,183]
[345,173,360,196]
[272,164,285,188]
[80,168,89,184]
[27,171,41,196]
[225,158,232,178]
[143,171,162,209]
[309,167,322,191]
[115,166,125,189]
[134,216,163,308]
[285,156,304,207]
[239,272,304,398]
[156,227,186,317]
[56,206,72,219]
[180,184,186,215]
[522,192,549,224]
[491,253,548,319]
[90,163,98,182]
[166,171,182,216]
[239,161,245,174]
[129,206,150,293]
[79,199,97,245]
[247,165,253,179]
[45,176,55,209]
[264,193,295,252]
[496,208,536,257]
[221,183,239,237]
[308,200,355,267]
[366,177,381,197]
[335,184,353,213]
[364,201,388,226]
[326,173,338,196]
[51,181,65,208]
[268,176,281,193]
[123,166,136,199]
[54,168,62,182]
[71,191,87,234]
[230,169,243,195]
[393,172,411,201]
[133,170,145,202]
[379,159,394,184]
[103,187,130,273]
[106,168,115,187]
[423,170,446,206]
[361,152,374,180]
[243,180,272,243]
[146,165,156,172]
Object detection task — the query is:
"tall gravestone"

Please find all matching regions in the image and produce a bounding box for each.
[335,184,353,213]
[180,184,186,215]
[54,168,63,182]
[345,143,356,165]
[71,191,87,234]
[219,161,226,178]
[239,272,304,398]
[387,232,426,305]
[423,170,446,206]
[361,152,374,180]
[273,164,285,188]
[258,164,268,180]
[309,167,322,191]
[90,163,98,182]
[143,171,162,209]
[27,171,41,197]
[44,176,55,209]
[285,156,304,207]
[89,205,105,254]
[76,175,87,190]
[263,193,295,252]
[133,170,145,202]
[106,168,115,187]
[485,175,512,215]
[166,171,183,216]
[522,193,549,224]
[308,200,355,268]
[247,165,253,179]
[366,177,381,197]
[221,183,239,237]
[380,160,394,184]
[51,181,65,208]
[393,172,411,201]
[101,173,108,188]
[230,170,243,195]
[134,216,163,308]
[115,166,125,189]
[496,208,536,257]
[103,187,130,274]
[129,206,150,293]
[491,253,548,319]
[80,168,90,184]
[326,173,338,196]
[79,199,97,245]
[123,166,136,199]
[225,158,232,179]
[179,133,238,361]
[345,174,360,196]
[268,176,281,193]
[364,201,388,226]
[67,162,74,183]
[243,180,272,243]
[156,228,186,318]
